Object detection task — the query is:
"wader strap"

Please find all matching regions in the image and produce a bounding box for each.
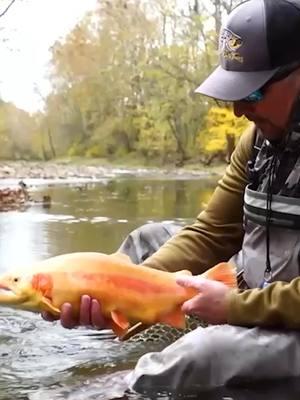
[237,269,249,289]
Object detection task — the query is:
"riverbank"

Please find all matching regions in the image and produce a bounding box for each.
[0,160,226,182]
[0,160,224,211]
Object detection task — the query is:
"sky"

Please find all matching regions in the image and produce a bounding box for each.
[0,0,98,113]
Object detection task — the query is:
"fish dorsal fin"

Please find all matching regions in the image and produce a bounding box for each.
[111,252,132,263]
[202,262,237,288]
[159,306,186,329]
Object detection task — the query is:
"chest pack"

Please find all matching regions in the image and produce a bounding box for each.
[231,117,300,288]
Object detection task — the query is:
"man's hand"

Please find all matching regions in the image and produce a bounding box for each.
[176,276,232,324]
[41,295,111,329]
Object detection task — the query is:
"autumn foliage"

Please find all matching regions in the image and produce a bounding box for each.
[0,0,246,165]
[198,106,250,163]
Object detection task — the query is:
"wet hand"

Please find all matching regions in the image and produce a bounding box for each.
[176,276,231,324]
[41,295,111,329]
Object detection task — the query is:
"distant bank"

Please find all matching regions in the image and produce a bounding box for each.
[0,160,226,183]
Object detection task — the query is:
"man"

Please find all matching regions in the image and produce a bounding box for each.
[43,0,300,390]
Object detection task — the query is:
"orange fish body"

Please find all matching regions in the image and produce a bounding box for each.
[0,252,236,338]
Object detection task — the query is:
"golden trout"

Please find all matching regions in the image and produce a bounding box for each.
[0,252,236,338]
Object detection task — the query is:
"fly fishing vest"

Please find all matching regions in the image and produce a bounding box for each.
[231,112,300,288]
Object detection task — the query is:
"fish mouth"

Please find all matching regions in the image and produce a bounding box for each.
[0,284,27,305]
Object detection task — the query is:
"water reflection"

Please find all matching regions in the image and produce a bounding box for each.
[0,178,216,271]
[0,210,50,271]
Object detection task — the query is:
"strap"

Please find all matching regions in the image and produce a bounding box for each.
[247,129,264,187]
[251,129,264,165]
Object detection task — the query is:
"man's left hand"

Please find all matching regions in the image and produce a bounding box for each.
[176,276,232,324]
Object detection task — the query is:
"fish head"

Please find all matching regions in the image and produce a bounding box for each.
[0,272,36,307]
[0,271,58,314]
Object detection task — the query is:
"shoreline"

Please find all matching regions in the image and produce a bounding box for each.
[0,160,226,184]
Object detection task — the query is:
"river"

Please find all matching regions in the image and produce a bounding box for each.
[0,175,299,400]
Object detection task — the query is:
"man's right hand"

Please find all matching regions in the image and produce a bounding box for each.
[41,295,111,329]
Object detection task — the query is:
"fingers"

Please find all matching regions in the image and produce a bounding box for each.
[41,303,77,328]
[176,276,208,290]
[181,294,203,314]
[60,302,77,329]
[79,295,92,326]
[91,299,110,329]
[79,296,110,329]
[41,311,59,322]
[42,295,110,330]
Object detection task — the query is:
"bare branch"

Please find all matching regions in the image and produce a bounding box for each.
[152,61,199,87]
[221,0,238,14]
[0,0,18,18]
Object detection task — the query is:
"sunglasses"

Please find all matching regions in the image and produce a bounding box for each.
[241,61,300,103]
[243,89,264,102]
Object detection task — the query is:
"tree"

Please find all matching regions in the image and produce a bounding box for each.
[0,0,18,18]
[198,105,250,164]
[23,0,247,165]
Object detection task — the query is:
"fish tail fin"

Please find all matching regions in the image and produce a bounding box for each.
[202,262,237,288]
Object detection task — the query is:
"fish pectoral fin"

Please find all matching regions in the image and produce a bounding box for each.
[159,306,186,329]
[202,262,237,288]
[40,297,60,316]
[111,310,130,330]
[174,270,192,276]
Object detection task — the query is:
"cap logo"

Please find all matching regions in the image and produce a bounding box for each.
[219,28,243,63]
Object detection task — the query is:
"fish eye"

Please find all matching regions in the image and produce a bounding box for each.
[13,277,19,282]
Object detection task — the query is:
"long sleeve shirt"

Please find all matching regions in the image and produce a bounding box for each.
[143,125,300,329]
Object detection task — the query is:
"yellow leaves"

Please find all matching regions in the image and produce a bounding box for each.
[198,105,250,154]
[205,138,226,153]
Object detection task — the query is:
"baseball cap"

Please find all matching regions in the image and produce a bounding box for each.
[195,0,300,101]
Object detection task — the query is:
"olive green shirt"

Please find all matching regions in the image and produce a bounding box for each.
[143,125,300,329]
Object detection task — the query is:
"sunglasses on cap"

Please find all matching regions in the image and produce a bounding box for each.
[241,61,300,103]
[243,89,264,102]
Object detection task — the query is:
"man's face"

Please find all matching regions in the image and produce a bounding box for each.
[233,73,299,142]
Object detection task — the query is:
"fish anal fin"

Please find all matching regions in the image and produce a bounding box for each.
[202,262,237,288]
[159,306,186,329]
[111,310,130,330]
[110,320,129,339]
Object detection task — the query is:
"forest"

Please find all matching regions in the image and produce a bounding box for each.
[0,0,249,166]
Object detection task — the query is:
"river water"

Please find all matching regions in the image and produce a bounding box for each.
[0,175,299,400]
